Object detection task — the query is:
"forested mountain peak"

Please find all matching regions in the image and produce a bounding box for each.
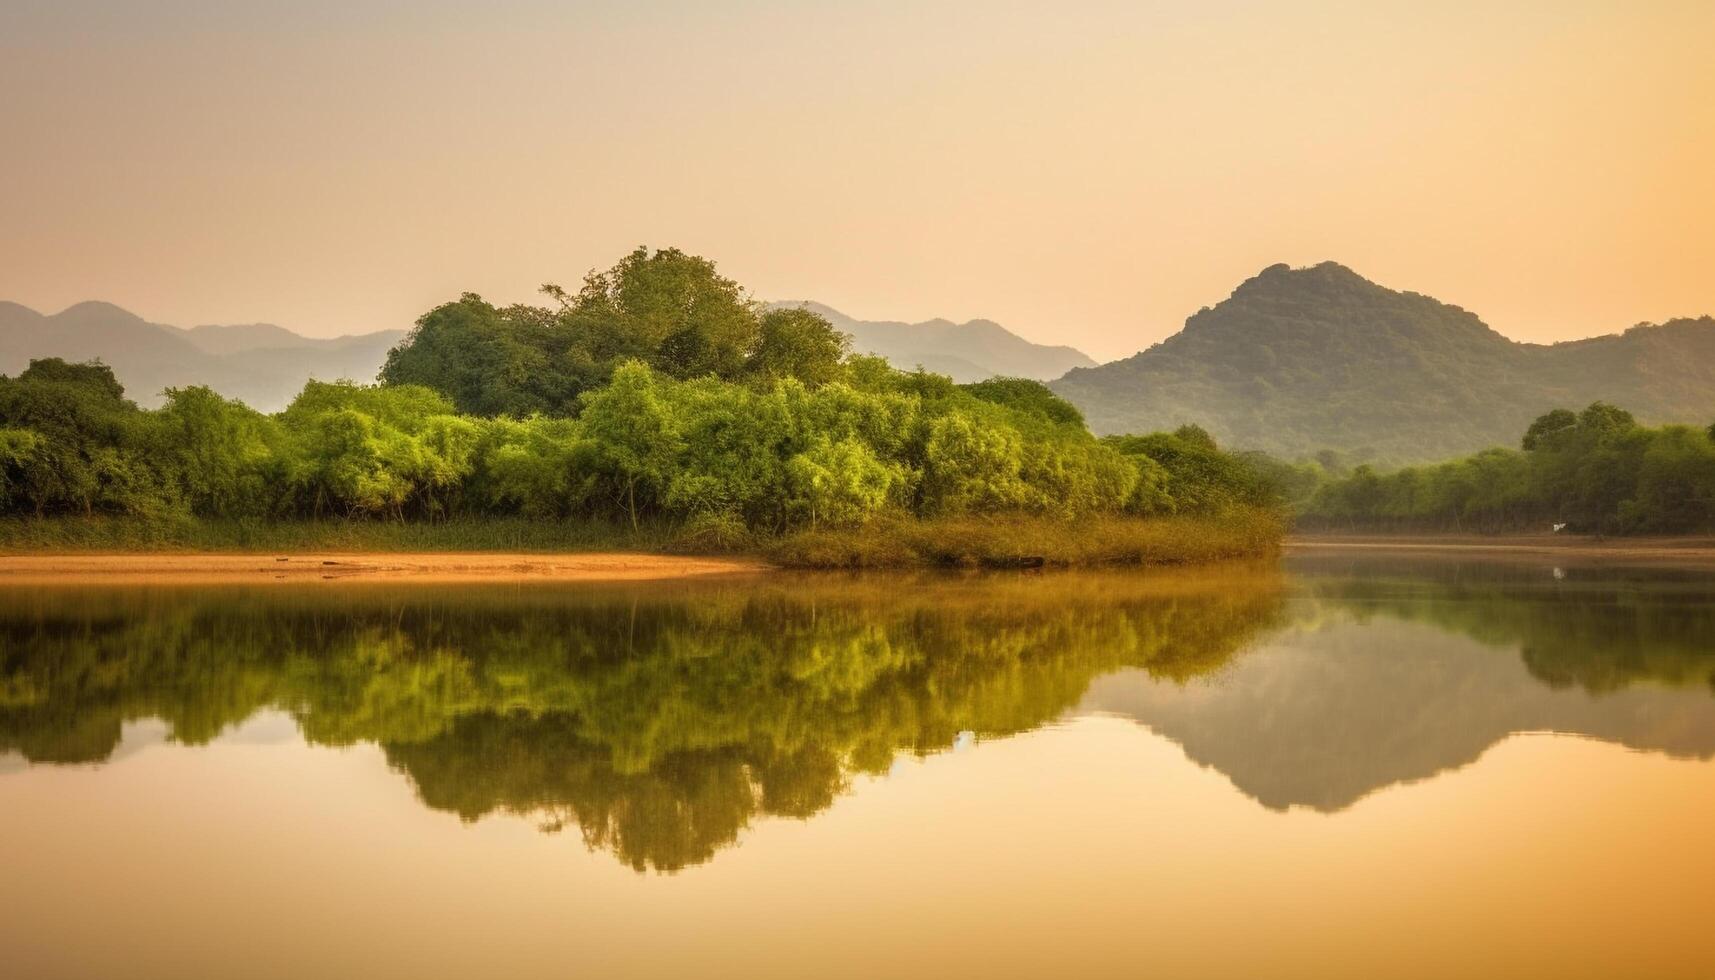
[1186,260,1508,345]
[1052,263,1715,461]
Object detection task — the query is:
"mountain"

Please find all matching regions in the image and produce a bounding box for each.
[770,300,1096,383]
[0,301,404,411]
[1049,262,1715,461]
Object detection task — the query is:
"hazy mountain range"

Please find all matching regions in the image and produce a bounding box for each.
[769,300,1097,383]
[0,300,404,412]
[1050,262,1715,461]
[8,269,1715,463]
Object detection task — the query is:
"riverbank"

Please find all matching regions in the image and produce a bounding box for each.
[0,552,767,585]
[0,511,1284,575]
[1288,532,1715,564]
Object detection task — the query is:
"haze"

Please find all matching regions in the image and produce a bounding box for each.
[3,0,1711,359]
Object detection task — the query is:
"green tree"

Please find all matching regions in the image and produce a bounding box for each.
[277,381,478,519]
[156,386,281,516]
[0,428,41,511]
[560,247,760,380]
[786,437,901,528]
[961,377,1086,429]
[0,359,170,516]
[921,412,1028,514]
[476,416,588,517]
[381,294,580,417]
[576,361,682,529]
[1522,408,1577,451]
[746,308,851,386]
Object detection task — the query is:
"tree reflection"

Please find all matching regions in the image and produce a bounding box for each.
[0,569,1283,871]
[1294,557,1715,694]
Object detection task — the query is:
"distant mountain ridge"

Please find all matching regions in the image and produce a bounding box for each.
[769,300,1096,383]
[1050,262,1715,461]
[0,301,403,411]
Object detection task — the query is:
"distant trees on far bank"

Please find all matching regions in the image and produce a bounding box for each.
[0,248,1280,533]
[1300,403,1715,534]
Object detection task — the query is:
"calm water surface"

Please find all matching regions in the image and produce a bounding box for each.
[2,555,1713,979]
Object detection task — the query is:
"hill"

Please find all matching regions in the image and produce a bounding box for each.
[1050,262,1715,461]
[769,301,1095,383]
[0,301,403,411]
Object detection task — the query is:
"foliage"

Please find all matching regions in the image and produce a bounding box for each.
[378,294,578,418]
[155,386,280,516]
[1104,425,1281,515]
[1301,402,1715,533]
[0,248,1282,555]
[747,307,853,387]
[0,359,173,517]
[381,247,827,416]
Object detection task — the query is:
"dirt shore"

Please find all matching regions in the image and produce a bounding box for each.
[1288,533,1715,564]
[0,552,771,585]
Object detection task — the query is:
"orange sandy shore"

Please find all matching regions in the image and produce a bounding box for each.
[0,552,771,585]
[1288,533,1715,564]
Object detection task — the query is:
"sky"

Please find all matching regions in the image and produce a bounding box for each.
[2,0,1711,360]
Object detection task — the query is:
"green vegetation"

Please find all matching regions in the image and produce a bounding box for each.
[0,248,1282,565]
[1300,402,1715,533]
[1052,261,1715,462]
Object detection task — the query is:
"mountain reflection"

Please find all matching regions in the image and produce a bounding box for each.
[0,569,1282,871]
[3,559,1713,870]
[1086,556,1715,811]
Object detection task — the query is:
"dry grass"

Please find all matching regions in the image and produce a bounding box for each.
[765,509,1284,569]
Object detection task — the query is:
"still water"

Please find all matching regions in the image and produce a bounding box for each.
[2,555,1713,979]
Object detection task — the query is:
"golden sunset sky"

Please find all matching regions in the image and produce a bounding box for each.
[2,0,1711,359]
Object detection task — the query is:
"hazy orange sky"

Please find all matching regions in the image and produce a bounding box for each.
[2,1,1711,360]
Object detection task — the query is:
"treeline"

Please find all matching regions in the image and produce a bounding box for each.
[1301,403,1715,533]
[0,248,1279,540]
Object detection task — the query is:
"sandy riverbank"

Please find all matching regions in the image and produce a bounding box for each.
[0,552,771,585]
[1288,533,1715,564]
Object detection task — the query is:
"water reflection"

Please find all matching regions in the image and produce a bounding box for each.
[0,569,1283,871]
[1089,556,1715,810]
[2,558,1712,871]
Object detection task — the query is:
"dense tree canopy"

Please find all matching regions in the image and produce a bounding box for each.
[0,248,1277,533]
[380,247,844,417]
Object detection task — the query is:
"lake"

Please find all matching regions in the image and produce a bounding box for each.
[3,554,1713,979]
